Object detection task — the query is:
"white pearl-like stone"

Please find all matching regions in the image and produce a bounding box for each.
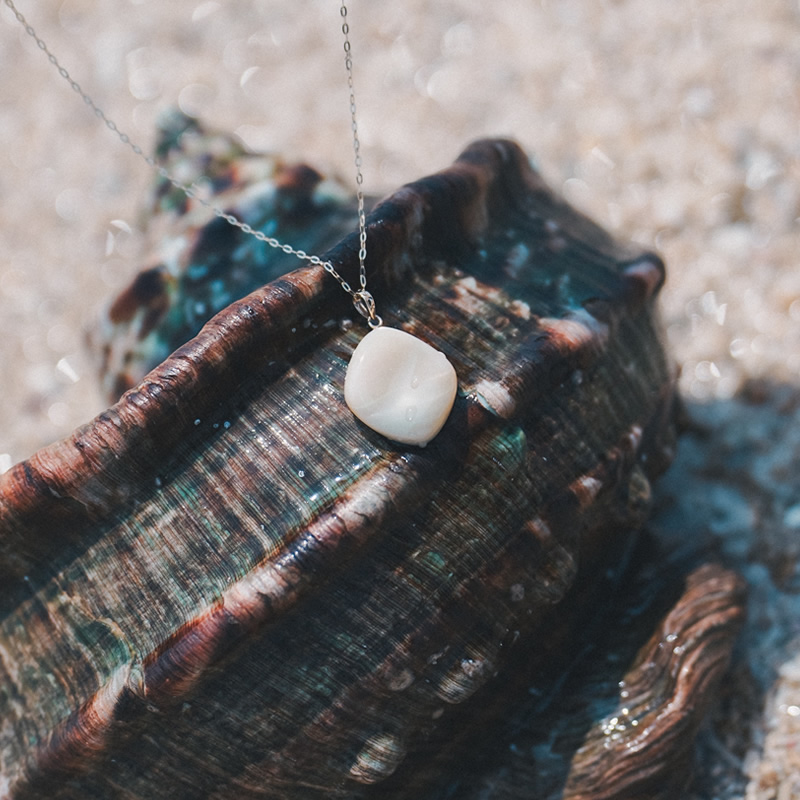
[344,327,458,447]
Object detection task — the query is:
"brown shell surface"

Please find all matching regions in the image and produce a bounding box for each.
[0,139,684,798]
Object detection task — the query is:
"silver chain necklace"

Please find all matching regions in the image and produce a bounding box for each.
[4,0,458,447]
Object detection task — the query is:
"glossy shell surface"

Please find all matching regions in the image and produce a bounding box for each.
[0,124,742,799]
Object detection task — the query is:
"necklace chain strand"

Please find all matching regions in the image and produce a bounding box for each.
[4,0,382,328]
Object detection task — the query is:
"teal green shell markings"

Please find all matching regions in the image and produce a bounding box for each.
[96,110,360,401]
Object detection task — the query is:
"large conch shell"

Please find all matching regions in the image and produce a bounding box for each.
[0,132,742,799]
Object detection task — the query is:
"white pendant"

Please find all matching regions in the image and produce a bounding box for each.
[344,327,458,447]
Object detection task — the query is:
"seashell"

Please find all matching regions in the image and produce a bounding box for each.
[96,110,361,402]
[0,118,743,798]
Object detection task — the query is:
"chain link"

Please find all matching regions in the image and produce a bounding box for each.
[340,1,368,290]
[4,0,381,327]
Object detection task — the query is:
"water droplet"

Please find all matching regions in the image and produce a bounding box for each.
[405,405,417,422]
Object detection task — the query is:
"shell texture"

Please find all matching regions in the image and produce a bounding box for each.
[97,111,360,401]
[0,122,741,799]
[450,535,746,799]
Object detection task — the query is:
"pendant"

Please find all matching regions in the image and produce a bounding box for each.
[344,327,458,447]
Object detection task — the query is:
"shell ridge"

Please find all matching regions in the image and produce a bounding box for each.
[562,565,745,799]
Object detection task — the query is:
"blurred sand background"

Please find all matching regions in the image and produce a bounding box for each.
[1,1,799,796]
[1,0,798,464]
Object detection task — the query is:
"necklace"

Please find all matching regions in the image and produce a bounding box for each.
[4,0,458,448]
